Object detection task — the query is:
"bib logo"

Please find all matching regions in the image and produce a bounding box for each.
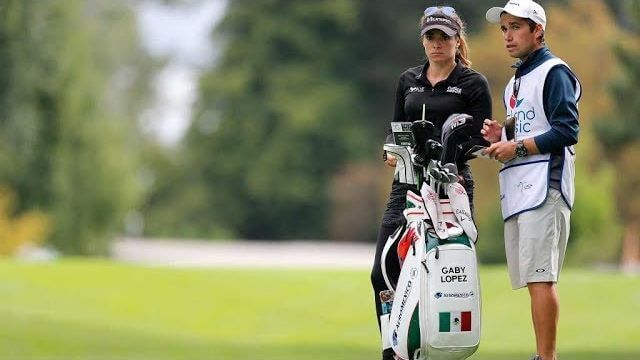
[508,96,535,134]
[509,94,524,109]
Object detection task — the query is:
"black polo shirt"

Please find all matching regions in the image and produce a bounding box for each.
[387,61,492,145]
[382,61,492,227]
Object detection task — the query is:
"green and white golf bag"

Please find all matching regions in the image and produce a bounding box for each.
[383,186,481,360]
[382,116,482,360]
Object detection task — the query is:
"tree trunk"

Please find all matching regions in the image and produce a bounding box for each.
[620,220,640,273]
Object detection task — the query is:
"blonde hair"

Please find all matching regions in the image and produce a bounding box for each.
[419,13,472,67]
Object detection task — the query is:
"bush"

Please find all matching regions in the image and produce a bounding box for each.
[0,187,50,256]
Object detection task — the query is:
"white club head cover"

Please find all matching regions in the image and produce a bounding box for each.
[445,221,465,237]
[420,182,448,239]
[384,144,418,185]
[446,183,478,243]
[403,190,428,222]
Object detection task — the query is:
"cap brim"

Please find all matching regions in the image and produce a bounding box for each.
[485,7,505,23]
[421,25,457,37]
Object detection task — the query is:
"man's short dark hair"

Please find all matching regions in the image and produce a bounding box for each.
[525,18,545,44]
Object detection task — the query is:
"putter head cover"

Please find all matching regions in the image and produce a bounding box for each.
[441,113,474,165]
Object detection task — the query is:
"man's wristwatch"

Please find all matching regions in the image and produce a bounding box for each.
[515,140,528,158]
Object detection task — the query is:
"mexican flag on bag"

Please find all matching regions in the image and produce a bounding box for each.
[439,311,472,332]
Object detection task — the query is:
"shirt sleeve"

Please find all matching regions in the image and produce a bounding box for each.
[533,65,580,154]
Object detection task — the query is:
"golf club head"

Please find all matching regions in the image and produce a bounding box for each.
[412,153,426,167]
[444,169,459,183]
[410,121,435,166]
[436,164,456,184]
[425,160,438,183]
[426,140,442,161]
[410,120,435,143]
[442,113,473,135]
[428,162,447,182]
[441,113,474,164]
[442,163,459,177]
[431,170,446,183]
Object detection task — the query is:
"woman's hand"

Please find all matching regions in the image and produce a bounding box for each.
[481,119,502,144]
[385,153,397,167]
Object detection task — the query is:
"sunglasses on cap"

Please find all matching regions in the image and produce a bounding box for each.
[424,6,459,19]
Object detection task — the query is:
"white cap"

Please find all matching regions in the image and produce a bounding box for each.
[486,0,546,30]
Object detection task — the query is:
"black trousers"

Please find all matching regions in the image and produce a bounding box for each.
[370,223,401,360]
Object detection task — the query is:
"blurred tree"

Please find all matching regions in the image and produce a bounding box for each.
[146,0,509,240]
[178,1,366,239]
[0,0,154,254]
[142,0,632,253]
[595,0,640,271]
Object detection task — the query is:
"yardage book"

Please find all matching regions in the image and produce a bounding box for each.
[391,122,415,146]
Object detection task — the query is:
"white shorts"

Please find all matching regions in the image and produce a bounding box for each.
[504,189,570,289]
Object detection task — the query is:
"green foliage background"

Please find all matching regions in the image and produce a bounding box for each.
[139,0,638,265]
[0,0,638,264]
[0,0,155,254]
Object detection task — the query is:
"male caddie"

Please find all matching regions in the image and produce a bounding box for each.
[480,1,581,359]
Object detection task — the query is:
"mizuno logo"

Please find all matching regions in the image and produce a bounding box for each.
[409,87,425,93]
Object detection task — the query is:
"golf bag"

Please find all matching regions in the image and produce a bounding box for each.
[381,114,481,360]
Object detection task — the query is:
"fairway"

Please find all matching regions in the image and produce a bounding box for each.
[0,260,639,360]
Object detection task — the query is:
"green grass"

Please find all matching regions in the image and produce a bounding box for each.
[0,259,639,360]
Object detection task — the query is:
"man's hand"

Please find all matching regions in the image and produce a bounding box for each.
[385,153,397,167]
[481,119,503,144]
[483,141,517,163]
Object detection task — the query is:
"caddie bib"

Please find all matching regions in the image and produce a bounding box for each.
[499,58,581,220]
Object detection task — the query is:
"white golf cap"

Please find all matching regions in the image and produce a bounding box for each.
[486,0,546,30]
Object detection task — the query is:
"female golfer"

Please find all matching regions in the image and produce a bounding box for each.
[370,6,492,359]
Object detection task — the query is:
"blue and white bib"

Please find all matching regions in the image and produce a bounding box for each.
[499,58,581,220]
